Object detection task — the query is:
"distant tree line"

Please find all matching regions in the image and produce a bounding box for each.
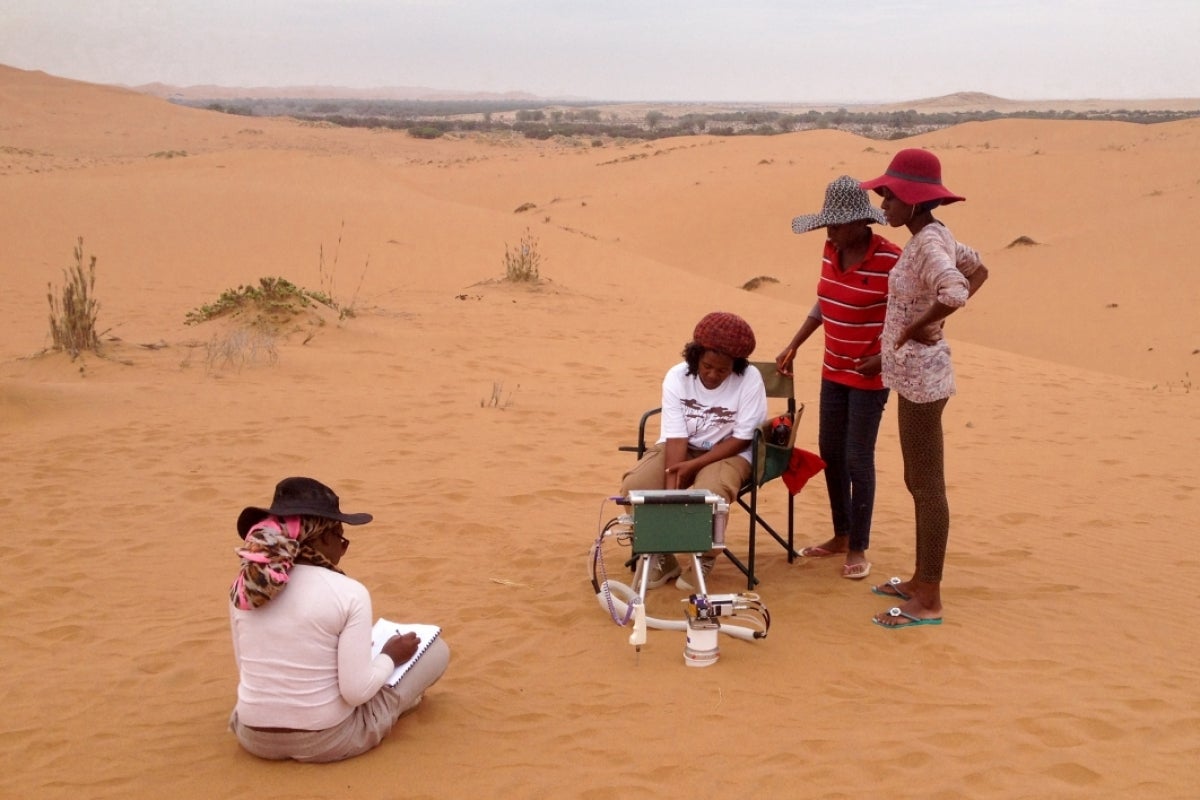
[180,97,1200,141]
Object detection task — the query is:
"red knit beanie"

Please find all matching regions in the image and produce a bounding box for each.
[693,312,756,359]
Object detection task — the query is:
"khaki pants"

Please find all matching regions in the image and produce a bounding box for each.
[620,444,750,502]
[230,638,450,763]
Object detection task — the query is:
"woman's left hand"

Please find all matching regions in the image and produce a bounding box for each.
[855,355,882,376]
[897,322,942,348]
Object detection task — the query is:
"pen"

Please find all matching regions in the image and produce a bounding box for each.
[780,348,795,375]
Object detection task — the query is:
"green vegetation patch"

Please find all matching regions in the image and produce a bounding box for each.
[185,277,335,327]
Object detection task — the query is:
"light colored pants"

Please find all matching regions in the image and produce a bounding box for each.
[620,444,750,502]
[620,445,751,570]
[230,638,450,763]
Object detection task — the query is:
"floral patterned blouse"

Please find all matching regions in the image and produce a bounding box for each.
[881,223,983,403]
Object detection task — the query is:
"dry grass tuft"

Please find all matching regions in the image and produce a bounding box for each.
[503,228,543,283]
[203,329,278,372]
[46,237,101,358]
[179,329,280,373]
[481,382,518,409]
[317,220,369,320]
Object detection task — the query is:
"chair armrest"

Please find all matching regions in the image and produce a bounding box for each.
[618,407,662,458]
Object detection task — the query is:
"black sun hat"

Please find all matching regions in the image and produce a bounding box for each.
[236,476,373,539]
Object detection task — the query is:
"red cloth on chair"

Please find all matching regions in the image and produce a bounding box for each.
[782,448,826,495]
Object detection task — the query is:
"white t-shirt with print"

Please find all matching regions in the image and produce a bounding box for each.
[656,361,768,462]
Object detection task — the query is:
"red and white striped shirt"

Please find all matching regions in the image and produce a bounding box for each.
[815,233,902,390]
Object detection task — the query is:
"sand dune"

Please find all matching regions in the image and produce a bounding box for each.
[1,66,1198,799]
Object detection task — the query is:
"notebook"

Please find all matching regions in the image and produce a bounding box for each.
[370,618,442,687]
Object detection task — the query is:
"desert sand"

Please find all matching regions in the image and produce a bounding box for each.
[1,65,1198,799]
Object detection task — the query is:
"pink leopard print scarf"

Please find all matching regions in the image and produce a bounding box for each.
[230,515,344,610]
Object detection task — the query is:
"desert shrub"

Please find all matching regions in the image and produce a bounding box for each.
[203,329,279,371]
[408,126,444,139]
[47,237,101,357]
[741,275,780,291]
[185,277,334,326]
[503,228,542,283]
[517,124,553,140]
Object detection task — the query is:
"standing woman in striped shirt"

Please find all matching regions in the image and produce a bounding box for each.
[777,176,901,582]
[860,149,988,629]
[779,173,985,593]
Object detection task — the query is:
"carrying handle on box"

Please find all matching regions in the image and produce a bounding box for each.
[625,492,721,506]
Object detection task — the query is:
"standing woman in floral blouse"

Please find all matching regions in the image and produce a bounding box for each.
[859,149,988,629]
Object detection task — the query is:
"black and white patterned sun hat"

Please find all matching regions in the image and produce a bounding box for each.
[791,175,886,234]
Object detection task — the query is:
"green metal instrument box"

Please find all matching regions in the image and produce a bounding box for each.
[629,490,715,554]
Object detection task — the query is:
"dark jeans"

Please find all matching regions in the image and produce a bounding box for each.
[819,378,889,552]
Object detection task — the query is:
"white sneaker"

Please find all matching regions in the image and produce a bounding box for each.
[675,555,717,592]
[633,553,680,589]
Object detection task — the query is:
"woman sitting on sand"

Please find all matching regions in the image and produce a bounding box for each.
[620,311,767,591]
[227,477,450,762]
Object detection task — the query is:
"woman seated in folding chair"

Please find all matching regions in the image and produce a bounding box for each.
[621,311,767,591]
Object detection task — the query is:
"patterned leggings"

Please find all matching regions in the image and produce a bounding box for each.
[897,395,950,583]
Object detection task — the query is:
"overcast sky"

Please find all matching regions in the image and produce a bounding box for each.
[2,0,1197,102]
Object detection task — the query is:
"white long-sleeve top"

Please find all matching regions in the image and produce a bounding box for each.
[229,565,394,730]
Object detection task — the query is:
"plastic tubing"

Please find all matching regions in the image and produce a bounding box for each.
[595,580,759,641]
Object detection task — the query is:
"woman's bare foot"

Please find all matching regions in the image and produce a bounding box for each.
[841,550,871,579]
[870,576,913,600]
[799,534,848,558]
[872,581,943,627]
[872,600,943,628]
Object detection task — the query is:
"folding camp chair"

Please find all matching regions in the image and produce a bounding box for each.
[619,360,804,589]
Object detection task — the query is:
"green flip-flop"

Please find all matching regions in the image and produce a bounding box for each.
[870,576,912,601]
[872,607,942,629]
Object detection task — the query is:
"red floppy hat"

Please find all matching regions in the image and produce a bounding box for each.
[860,148,965,206]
